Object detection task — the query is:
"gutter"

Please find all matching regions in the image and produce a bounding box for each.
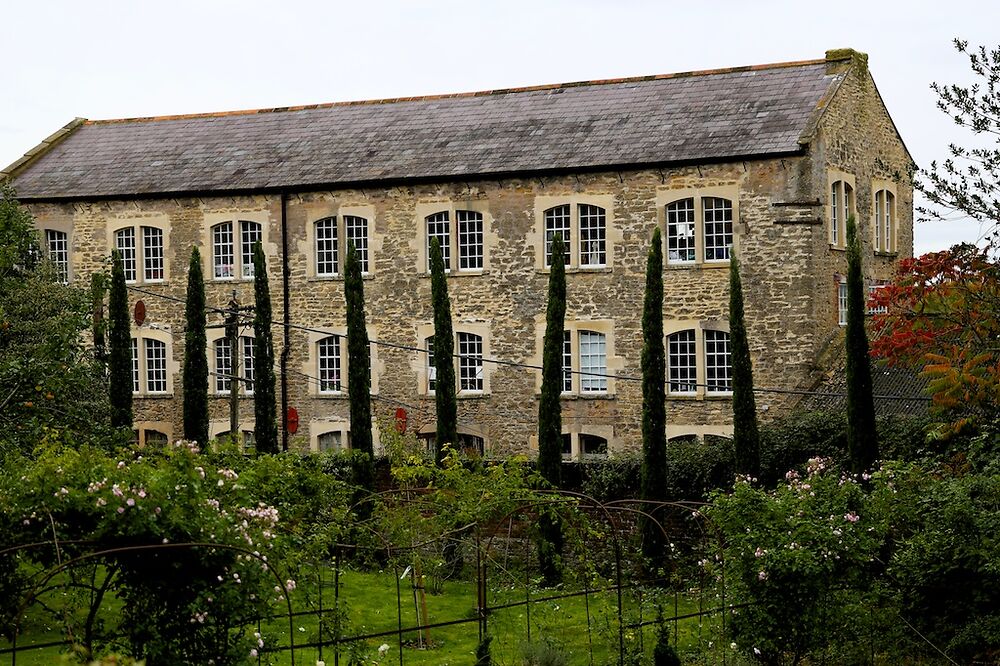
[280,191,290,451]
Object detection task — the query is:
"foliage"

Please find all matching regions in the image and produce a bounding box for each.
[0,440,285,664]
[476,634,493,665]
[730,253,760,478]
[108,249,132,431]
[0,185,114,455]
[915,39,1000,234]
[538,233,567,586]
[252,242,278,454]
[520,638,569,666]
[345,241,374,459]
[708,457,888,665]
[639,229,668,571]
[845,216,878,472]
[871,243,1000,426]
[652,625,681,666]
[429,237,457,464]
[182,247,209,446]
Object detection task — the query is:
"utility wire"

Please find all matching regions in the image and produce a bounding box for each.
[125,284,932,403]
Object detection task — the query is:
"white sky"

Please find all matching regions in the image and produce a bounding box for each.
[2,0,996,255]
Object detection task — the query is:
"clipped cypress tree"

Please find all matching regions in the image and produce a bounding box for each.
[345,241,375,514]
[108,249,133,430]
[729,253,761,478]
[845,216,879,472]
[537,233,566,586]
[639,228,667,572]
[182,247,209,446]
[252,242,278,454]
[429,237,457,465]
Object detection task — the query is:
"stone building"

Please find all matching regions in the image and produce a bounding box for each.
[3,48,912,458]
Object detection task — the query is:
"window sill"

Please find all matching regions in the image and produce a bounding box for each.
[457,392,490,400]
[874,250,898,258]
[828,244,846,252]
[420,270,490,278]
[307,274,374,282]
[315,393,348,400]
[665,262,730,271]
[559,393,615,401]
[535,267,613,275]
[212,394,256,400]
[134,393,174,400]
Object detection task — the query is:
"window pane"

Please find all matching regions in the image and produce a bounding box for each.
[579,330,607,392]
[561,433,573,459]
[241,336,255,395]
[426,212,450,271]
[885,192,894,252]
[458,433,485,456]
[318,431,345,452]
[703,197,733,262]
[562,329,573,392]
[145,339,168,393]
[426,336,436,392]
[142,227,164,281]
[831,183,839,245]
[578,204,606,266]
[131,338,140,393]
[668,330,697,393]
[318,335,342,393]
[457,210,484,270]
[240,221,262,279]
[145,430,168,446]
[666,199,696,264]
[874,191,883,251]
[704,330,732,393]
[544,205,571,267]
[213,223,234,279]
[345,215,369,273]
[116,227,137,282]
[843,183,853,226]
[838,282,848,326]
[45,230,69,283]
[315,217,339,276]
[458,332,483,392]
[215,338,232,393]
[580,434,608,458]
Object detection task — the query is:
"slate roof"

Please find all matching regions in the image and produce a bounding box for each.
[799,360,932,417]
[6,58,846,200]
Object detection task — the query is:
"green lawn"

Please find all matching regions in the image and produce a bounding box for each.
[3,567,723,665]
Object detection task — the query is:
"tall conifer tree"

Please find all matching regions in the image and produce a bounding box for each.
[182,247,209,446]
[252,242,278,454]
[537,233,566,586]
[845,216,879,472]
[345,241,374,458]
[639,228,667,571]
[730,253,761,478]
[429,238,457,465]
[108,249,133,430]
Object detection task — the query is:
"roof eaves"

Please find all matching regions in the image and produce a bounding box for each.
[1,118,88,182]
[13,148,808,203]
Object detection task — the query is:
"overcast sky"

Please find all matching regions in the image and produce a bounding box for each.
[2,0,996,255]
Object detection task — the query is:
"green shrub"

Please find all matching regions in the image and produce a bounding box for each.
[520,638,569,666]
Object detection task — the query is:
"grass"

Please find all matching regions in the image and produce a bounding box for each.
[3,565,723,665]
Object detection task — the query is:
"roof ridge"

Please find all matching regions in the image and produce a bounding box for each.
[84,57,830,126]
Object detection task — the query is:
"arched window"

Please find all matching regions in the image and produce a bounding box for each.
[317,335,343,394]
[214,336,254,395]
[829,180,854,247]
[543,204,607,268]
[130,334,173,395]
[211,220,262,279]
[667,330,697,394]
[873,189,895,253]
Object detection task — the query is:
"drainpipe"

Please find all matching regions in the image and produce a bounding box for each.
[280,191,290,451]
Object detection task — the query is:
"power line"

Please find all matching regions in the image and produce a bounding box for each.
[124,283,931,403]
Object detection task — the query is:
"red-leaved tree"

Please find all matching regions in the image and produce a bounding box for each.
[870,243,1000,420]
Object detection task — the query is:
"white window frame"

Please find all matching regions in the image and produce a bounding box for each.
[313,215,371,277]
[658,187,739,267]
[213,334,255,395]
[210,220,262,281]
[872,186,896,254]
[45,229,70,284]
[666,323,732,398]
[113,223,167,284]
[542,203,608,269]
[828,174,856,249]
[552,321,616,396]
[317,335,344,394]
[838,280,848,327]
[424,209,485,273]
[419,323,492,396]
[129,331,174,395]
[548,427,614,462]
[867,283,888,315]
